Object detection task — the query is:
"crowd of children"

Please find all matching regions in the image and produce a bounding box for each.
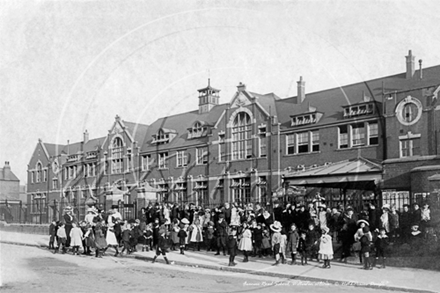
[47,200,434,271]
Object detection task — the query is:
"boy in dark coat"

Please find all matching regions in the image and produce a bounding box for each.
[143,223,154,251]
[152,226,171,264]
[360,226,373,270]
[252,223,263,257]
[178,223,188,255]
[120,224,133,255]
[298,232,308,265]
[305,224,320,261]
[205,221,215,252]
[49,220,58,250]
[227,226,238,266]
[215,214,228,256]
[374,228,389,269]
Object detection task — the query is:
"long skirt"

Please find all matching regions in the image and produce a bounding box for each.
[106,229,118,246]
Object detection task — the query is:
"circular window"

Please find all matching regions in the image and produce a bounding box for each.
[396,96,422,126]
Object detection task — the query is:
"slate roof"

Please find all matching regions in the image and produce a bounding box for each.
[43,143,66,157]
[122,120,149,145]
[63,137,105,155]
[0,167,20,181]
[276,65,440,130]
[141,104,229,152]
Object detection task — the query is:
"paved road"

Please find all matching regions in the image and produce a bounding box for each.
[1,243,407,293]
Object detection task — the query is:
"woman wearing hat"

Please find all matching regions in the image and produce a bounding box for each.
[238,222,253,262]
[104,209,120,257]
[270,221,283,265]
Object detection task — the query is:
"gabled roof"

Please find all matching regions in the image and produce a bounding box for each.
[276,65,440,129]
[43,143,66,157]
[0,167,19,181]
[62,137,105,155]
[141,103,229,152]
[122,120,149,145]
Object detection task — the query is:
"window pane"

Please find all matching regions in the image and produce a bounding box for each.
[352,123,365,146]
[287,134,295,154]
[298,132,309,153]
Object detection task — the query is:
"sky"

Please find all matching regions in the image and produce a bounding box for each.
[1,0,440,184]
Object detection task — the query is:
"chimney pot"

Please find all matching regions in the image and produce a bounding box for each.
[84,130,89,143]
[419,59,423,79]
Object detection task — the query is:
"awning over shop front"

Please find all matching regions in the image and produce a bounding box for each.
[284,157,382,190]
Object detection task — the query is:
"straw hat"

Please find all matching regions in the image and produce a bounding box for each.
[270,221,282,233]
[356,219,369,226]
[181,218,190,225]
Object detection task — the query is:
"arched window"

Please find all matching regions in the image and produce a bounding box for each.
[111,137,124,174]
[36,162,42,183]
[193,122,203,137]
[232,112,252,160]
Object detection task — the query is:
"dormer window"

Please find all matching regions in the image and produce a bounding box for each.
[291,113,320,127]
[152,129,176,145]
[343,102,374,118]
[188,121,208,139]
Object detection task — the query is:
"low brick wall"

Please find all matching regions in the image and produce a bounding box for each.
[0,222,49,235]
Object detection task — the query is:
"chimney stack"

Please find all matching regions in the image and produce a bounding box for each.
[3,161,11,180]
[419,59,423,79]
[237,82,246,92]
[406,50,415,79]
[84,130,89,143]
[297,76,305,104]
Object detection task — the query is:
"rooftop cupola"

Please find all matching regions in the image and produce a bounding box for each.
[197,79,220,114]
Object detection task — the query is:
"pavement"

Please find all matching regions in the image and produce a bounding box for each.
[1,230,439,293]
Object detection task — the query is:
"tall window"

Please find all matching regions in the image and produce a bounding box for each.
[36,163,42,183]
[339,125,348,149]
[232,112,252,160]
[352,123,365,146]
[174,183,187,205]
[312,130,320,152]
[232,178,251,204]
[400,138,420,158]
[286,134,296,155]
[297,132,309,153]
[219,134,226,162]
[368,122,379,145]
[111,137,124,174]
[142,155,151,171]
[30,171,34,183]
[52,179,58,190]
[176,151,188,167]
[196,147,208,165]
[258,177,267,205]
[126,150,132,172]
[259,127,267,157]
[159,152,168,169]
[43,169,47,182]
